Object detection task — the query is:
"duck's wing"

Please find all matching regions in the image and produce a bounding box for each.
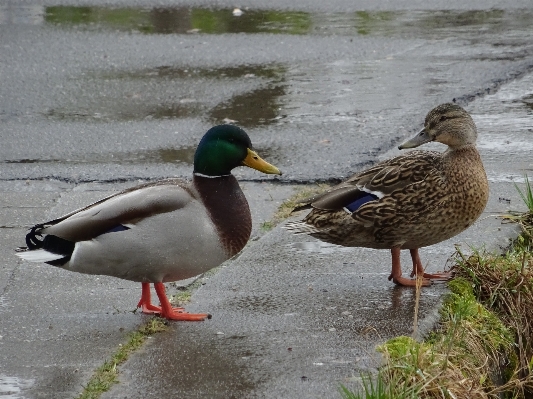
[28,179,195,245]
[299,150,442,212]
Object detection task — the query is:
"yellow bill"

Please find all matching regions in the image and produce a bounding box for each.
[242,149,282,175]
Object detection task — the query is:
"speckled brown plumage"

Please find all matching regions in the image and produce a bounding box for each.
[286,103,489,286]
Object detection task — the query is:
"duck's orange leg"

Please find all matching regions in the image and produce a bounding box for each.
[154,282,211,321]
[409,249,453,281]
[388,247,431,287]
[137,282,184,315]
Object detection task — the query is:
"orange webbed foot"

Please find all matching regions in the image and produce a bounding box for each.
[389,248,432,287]
[161,310,212,321]
[388,273,432,287]
[137,282,189,317]
[407,248,453,284]
[138,303,185,315]
[154,282,211,322]
[410,270,453,281]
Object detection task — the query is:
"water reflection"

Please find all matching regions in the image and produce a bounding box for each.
[2,145,282,167]
[44,6,311,35]
[45,102,201,122]
[99,64,284,81]
[36,6,533,38]
[354,9,521,37]
[4,147,196,166]
[1,5,532,38]
[210,85,286,127]
[354,11,396,36]
[46,64,286,126]
[416,9,505,30]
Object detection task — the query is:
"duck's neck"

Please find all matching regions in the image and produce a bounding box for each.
[443,145,488,188]
[193,174,252,257]
[443,144,481,161]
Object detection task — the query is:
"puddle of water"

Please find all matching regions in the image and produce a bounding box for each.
[3,147,196,166]
[0,375,34,398]
[100,65,284,81]
[45,64,286,125]
[352,9,532,38]
[2,145,283,167]
[42,6,311,35]
[40,7,532,38]
[44,102,201,122]
[209,85,286,127]
[3,5,532,39]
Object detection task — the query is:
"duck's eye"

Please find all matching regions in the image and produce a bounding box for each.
[439,115,448,122]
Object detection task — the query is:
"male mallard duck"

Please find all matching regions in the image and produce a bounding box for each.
[16,125,281,320]
[286,103,488,286]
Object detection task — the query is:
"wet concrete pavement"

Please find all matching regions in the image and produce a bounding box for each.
[1,1,533,398]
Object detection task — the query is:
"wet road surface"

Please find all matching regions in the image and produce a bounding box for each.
[2,3,533,183]
[1,1,533,398]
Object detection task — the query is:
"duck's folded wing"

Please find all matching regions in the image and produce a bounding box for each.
[303,151,441,211]
[39,182,194,242]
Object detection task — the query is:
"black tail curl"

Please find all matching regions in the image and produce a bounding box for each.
[24,225,74,266]
[26,224,46,250]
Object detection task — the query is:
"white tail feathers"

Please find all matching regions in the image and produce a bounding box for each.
[16,249,65,263]
[283,221,323,235]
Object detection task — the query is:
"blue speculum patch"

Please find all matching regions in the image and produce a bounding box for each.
[345,193,379,212]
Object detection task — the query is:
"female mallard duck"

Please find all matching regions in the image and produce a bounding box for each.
[286,103,488,287]
[16,125,281,320]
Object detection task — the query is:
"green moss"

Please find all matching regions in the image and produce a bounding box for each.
[447,277,473,297]
[379,336,420,360]
[171,290,192,305]
[260,221,275,232]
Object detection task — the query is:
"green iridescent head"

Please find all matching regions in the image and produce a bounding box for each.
[193,125,281,177]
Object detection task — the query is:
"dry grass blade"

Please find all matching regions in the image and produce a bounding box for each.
[411,271,423,339]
